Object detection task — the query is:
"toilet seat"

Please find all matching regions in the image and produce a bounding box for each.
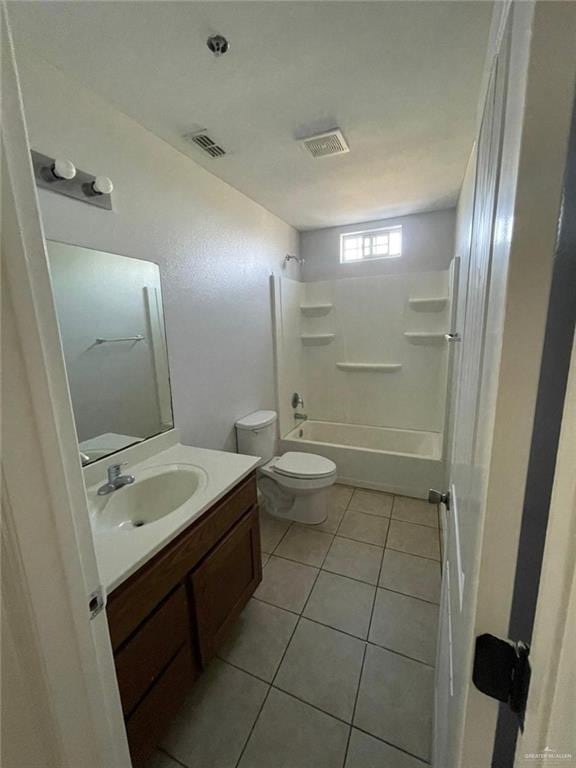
[273,451,336,480]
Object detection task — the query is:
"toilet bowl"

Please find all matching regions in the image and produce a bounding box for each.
[235,410,337,525]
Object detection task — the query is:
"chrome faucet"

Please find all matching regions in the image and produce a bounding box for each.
[97,463,135,496]
[294,413,308,422]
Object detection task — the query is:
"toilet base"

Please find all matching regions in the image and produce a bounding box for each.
[258,476,329,525]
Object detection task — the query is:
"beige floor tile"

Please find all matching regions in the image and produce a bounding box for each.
[345,729,427,768]
[218,599,298,681]
[379,550,441,603]
[323,536,383,585]
[328,484,354,510]
[254,556,318,613]
[348,489,393,517]
[275,525,333,566]
[354,645,434,761]
[304,571,375,639]
[392,496,439,528]
[387,520,440,560]
[261,552,270,568]
[369,589,439,665]
[238,688,349,768]
[275,618,365,722]
[259,511,291,553]
[338,510,389,546]
[161,659,268,768]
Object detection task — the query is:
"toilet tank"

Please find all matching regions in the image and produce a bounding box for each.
[235,410,277,465]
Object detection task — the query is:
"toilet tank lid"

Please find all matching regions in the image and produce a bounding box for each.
[235,410,277,430]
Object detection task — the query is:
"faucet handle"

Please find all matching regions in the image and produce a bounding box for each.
[291,392,304,409]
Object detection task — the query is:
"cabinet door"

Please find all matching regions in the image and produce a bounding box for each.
[191,506,261,663]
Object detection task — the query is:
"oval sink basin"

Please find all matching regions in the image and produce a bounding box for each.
[91,463,207,532]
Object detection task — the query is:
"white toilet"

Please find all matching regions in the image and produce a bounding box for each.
[235,410,337,524]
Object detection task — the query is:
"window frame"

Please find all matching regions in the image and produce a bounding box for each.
[339,225,403,264]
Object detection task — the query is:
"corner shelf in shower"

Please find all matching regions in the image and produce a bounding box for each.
[404,332,447,344]
[408,297,448,311]
[300,303,333,316]
[300,333,335,345]
[336,363,402,372]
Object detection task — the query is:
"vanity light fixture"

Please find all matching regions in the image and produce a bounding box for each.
[31,149,113,211]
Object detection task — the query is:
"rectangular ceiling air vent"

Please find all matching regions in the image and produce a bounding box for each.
[299,129,350,158]
[185,131,226,158]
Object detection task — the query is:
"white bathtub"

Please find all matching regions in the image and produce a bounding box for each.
[280,420,444,499]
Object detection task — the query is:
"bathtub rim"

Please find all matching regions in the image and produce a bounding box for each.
[283,419,443,462]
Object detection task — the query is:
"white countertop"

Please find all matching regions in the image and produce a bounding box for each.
[87,443,259,593]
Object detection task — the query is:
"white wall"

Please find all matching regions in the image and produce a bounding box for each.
[15,49,300,453]
[274,270,452,435]
[300,209,455,282]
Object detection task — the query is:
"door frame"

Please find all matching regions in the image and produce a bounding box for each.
[1,5,131,766]
[492,76,576,766]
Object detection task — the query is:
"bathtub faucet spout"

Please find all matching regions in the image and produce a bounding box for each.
[294,413,308,422]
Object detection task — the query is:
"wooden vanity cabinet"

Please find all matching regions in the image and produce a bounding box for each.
[106,472,260,767]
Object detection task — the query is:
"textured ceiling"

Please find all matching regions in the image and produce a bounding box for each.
[10,1,492,230]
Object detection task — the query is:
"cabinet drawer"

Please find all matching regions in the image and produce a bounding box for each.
[115,585,193,716]
[107,473,257,650]
[191,505,262,663]
[126,644,193,768]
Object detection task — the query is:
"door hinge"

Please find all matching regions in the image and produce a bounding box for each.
[428,488,450,510]
[473,633,531,722]
[88,586,106,620]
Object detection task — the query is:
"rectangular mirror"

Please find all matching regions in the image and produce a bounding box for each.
[47,241,174,465]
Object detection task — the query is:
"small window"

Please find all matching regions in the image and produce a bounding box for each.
[340,226,402,263]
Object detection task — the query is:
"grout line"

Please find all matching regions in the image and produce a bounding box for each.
[269,519,294,555]
[320,564,379,588]
[216,655,273,686]
[346,508,392,521]
[390,516,440,530]
[251,594,302,616]
[375,584,441,607]
[232,681,272,768]
[157,746,190,768]
[374,582,440,608]
[265,548,331,570]
[350,724,432,765]
[365,639,436,669]
[385,545,441,563]
[343,640,366,766]
[335,530,389,548]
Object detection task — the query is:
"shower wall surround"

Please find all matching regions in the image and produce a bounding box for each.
[274,269,453,439]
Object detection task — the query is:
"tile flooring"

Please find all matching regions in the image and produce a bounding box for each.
[151,485,441,768]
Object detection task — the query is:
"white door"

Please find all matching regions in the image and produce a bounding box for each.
[433,20,511,768]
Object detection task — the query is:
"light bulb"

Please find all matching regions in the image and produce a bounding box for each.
[92,176,114,195]
[51,159,76,180]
